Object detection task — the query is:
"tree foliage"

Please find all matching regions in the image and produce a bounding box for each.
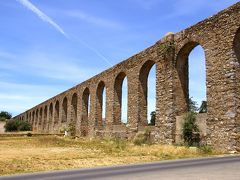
[199,101,207,113]
[0,111,12,121]
[188,97,198,112]
[149,111,156,126]
[4,119,31,132]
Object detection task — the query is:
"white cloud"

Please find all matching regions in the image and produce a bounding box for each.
[17,0,67,37]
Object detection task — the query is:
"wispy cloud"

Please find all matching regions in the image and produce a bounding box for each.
[16,0,112,66]
[17,0,67,37]
[66,11,123,30]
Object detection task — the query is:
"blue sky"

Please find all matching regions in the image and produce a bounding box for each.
[0,0,239,118]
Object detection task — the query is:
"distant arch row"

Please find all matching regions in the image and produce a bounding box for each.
[16,62,158,135]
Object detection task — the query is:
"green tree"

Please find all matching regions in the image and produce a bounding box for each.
[149,111,156,126]
[199,101,207,113]
[4,119,31,132]
[188,97,198,112]
[0,111,12,121]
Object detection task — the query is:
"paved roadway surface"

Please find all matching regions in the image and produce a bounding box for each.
[0,156,239,180]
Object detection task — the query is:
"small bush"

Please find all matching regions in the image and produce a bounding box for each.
[182,112,200,146]
[133,128,152,146]
[4,119,31,132]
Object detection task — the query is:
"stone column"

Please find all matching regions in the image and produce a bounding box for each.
[155,34,176,144]
[127,66,140,135]
[105,82,114,135]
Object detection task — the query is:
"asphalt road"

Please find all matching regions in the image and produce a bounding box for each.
[1,156,239,180]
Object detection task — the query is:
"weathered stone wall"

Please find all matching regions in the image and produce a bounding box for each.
[15,2,240,152]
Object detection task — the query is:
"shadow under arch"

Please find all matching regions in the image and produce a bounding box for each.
[113,72,128,125]
[62,97,68,123]
[81,87,90,137]
[96,81,106,127]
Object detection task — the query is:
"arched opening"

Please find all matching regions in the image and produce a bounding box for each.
[62,97,68,123]
[49,103,53,131]
[148,64,156,125]
[114,72,128,125]
[96,81,106,127]
[139,60,156,126]
[234,28,240,62]
[71,93,78,131]
[176,42,206,114]
[82,87,90,136]
[54,101,60,129]
[43,106,47,131]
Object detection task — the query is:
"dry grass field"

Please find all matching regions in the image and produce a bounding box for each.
[0,136,220,176]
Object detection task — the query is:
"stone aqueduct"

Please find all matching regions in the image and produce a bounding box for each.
[15,3,240,152]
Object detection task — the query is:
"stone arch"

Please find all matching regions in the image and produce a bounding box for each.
[176,41,206,114]
[113,72,128,125]
[54,101,60,129]
[139,60,156,126]
[234,28,240,62]
[96,81,106,127]
[49,103,53,131]
[62,97,68,123]
[81,87,90,136]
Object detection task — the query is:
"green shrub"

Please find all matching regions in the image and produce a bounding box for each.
[4,119,31,132]
[133,128,152,146]
[182,112,200,146]
[18,121,31,131]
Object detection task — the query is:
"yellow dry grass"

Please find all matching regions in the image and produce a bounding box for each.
[0,136,219,176]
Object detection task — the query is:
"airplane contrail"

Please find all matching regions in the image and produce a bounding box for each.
[16,0,112,66]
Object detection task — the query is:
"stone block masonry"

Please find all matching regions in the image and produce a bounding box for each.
[15,2,240,152]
